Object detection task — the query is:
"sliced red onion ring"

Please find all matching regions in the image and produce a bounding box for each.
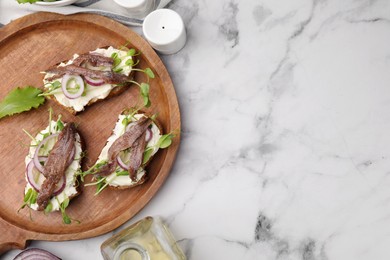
[13,248,61,260]
[145,128,153,142]
[84,75,105,86]
[26,158,46,192]
[61,74,84,99]
[116,148,130,170]
[125,122,137,132]
[125,120,153,143]
[33,133,59,173]
[117,151,130,170]
[116,129,152,170]
[66,145,76,167]
[26,159,66,196]
[33,133,76,173]
[53,175,66,196]
[85,61,109,71]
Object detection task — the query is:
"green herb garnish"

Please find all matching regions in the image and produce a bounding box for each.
[143,148,154,164]
[19,188,38,212]
[0,86,45,119]
[78,160,108,181]
[59,198,71,224]
[55,117,64,131]
[44,201,53,214]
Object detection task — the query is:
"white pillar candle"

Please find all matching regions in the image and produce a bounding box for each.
[142,9,187,55]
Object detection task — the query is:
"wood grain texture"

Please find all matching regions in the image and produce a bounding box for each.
[0,12,180,254]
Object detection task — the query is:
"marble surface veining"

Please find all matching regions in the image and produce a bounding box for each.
[3,0,390,259]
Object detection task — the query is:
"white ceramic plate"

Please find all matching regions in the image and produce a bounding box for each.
[34,0,79,7]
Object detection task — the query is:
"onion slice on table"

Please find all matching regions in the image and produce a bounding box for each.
[13,248,61,260]
[61,74,85,99]
[26,159,66,196]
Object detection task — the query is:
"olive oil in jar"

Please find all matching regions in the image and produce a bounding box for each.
[101,216,186,260]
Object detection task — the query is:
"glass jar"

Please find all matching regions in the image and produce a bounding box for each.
[101,216,186,260]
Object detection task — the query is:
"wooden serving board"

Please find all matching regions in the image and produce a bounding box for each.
[0,12,180,254]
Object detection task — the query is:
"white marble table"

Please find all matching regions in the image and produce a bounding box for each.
[3,0,390,259]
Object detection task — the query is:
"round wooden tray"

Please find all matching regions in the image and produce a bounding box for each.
[0,12,180,254]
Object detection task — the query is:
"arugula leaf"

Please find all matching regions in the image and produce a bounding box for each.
[0,86,45,119]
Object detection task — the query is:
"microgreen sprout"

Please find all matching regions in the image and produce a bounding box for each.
[18,188,39,221]
[19,188,38,212]
[23,128,37,143]
[78,160,107,182]
[84,175,111,195]
[44,201,53,215]
[130,68,155,81]
[57,197,79,225]
[95,178,110,195]
[126,80,151,107]
[48,107,53,135]
[142,131,176,164]
[40,81,62,97]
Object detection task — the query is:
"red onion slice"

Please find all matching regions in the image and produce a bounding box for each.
[117,151,130,170]
[61,74,84,99]
[145,128,153,142]
[26,157,47,192]
[116,129,152,170]
[13,248,61,260]
[33,133,59,173]
[34,134,76,174]
[125,120,153,142]
[84,75,105,86]
[85,61,104,70]
[26,159,66,196]
[52,174,66,196]
[66,145,76,167]
[125,122,137,132]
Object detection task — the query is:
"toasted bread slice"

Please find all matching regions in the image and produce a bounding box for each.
[43,46,135,114]
[88,109,164,191]
[23,117,83,213]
